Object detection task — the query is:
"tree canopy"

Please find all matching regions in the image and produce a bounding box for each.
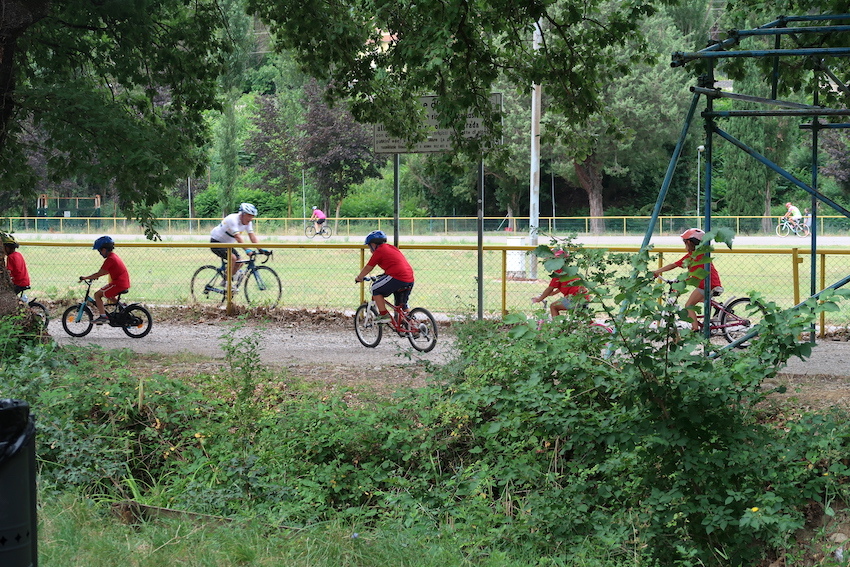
[0,0,230,229]
[246,0,659,159]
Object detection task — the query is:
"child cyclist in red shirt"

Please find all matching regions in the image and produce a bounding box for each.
[354,231,414,324]
[532,249,589,318]
[79,236,131,325]
[3,233,30,294]
[652,228,722,331]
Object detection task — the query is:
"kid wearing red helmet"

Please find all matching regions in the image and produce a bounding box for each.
[532,249,589,318]
[652,228,722,331]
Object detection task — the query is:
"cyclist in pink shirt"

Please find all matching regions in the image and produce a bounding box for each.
[310,206,327,234]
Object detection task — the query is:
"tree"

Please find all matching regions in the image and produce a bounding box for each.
[245,0,660,159]
[0,0,229,317]
[299,79,384,217]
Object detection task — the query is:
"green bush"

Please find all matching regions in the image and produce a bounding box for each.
[2,237,850,565]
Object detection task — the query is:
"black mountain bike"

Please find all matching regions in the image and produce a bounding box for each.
[190,250,282,308]
[17,287,49,331]
[62,279,152,338]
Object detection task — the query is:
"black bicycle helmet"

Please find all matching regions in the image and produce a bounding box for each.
[364,230,387,245]
[93,235,114,250]
[1,232,18,249]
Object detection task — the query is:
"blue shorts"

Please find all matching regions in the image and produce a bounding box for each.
[370,275,414,309]
[557,296,588,310]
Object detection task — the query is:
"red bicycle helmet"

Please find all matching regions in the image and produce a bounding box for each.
[680,228,705,242]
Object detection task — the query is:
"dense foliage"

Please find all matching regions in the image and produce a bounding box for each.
[2,246,850,564]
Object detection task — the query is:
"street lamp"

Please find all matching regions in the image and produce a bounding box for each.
[696,145,705,229]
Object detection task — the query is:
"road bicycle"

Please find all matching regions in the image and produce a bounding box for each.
[659,278,764,347]
[305,223,332,239]
[62,279,152,338]
[354,277,437,352]
[190,250,281,308]
[776,217,810,238]
[17,287,49,331]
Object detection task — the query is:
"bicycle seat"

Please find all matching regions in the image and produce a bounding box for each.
[711,286,724,297]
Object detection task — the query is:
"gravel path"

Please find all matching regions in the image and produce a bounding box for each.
[49,319,456,367]
[47,318,850,377]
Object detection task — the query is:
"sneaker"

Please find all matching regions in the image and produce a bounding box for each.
[374,313,392,325]
[94,314,109,325]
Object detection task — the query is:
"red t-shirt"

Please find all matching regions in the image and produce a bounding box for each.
[674,252,721,290]
[549,272,586,298]
[101,252,131,291]
[6,251,30,287]
[367,244,414,282]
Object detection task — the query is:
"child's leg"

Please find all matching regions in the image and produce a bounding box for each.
[684,288,705,331]
[93,289,106,316]
[372,294,389,315]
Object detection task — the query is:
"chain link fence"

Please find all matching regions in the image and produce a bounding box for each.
[14,241,850,333]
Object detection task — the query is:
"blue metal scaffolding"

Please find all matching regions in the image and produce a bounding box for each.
[644,14,850,345]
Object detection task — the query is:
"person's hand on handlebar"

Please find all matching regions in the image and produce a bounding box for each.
[258,248,270,255]
[245,248,255,256]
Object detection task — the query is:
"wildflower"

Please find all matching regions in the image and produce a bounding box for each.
[751,507,759,513]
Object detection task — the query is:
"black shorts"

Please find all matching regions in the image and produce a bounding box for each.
[210,239,240,261]
[370,275,414,308]
[316,218,326,225]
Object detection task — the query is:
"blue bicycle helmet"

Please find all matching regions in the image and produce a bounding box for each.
[93,235,114,250]
[364,230,386,245]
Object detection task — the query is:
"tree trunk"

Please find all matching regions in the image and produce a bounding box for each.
[762,178,773,233]
[574,154,606,234]
[0,1,51,148]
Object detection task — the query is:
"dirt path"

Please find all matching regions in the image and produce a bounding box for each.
[49,318,850,404]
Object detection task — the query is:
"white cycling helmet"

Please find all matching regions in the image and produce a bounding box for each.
[239,202,258,216]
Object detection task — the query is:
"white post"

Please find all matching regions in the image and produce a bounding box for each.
[528,20,542,277]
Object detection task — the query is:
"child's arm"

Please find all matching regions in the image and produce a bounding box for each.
[532,285,558,303]
[652,264,677,278]
[80,268,108,281]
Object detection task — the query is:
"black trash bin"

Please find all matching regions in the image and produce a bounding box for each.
[0,400,37,567]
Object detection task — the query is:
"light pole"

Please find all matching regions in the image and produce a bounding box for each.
[696,145,705,229]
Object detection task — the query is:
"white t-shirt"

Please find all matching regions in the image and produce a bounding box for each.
[210,213,253,243]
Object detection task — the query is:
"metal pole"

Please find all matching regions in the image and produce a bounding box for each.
[478,160,484,320]
[697,145,704,228]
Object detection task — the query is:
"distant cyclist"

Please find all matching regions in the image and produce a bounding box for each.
[209,203,265,282]
[354,230,414,324]
[652,228,722,332]
[783,202,803,230]
[309,206,327,234]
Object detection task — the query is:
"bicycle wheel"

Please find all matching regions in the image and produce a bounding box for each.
[243,266,282,308]
[191,265,226,304]
[406,307,438,352]
[776,222,790,237]
[62,304,94,337]
[28,301,49,331]
[796,224,811,237]
[354,303,382,348]
[721,297,765,347]
[305,225,317,238]
[122,305,153,338]
[320,225,332,239]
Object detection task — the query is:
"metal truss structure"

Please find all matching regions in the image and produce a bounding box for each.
[643,14,850,344]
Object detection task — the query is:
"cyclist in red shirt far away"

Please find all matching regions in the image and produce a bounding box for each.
[652,228,722,332]
[532,249,589,319]
[79,236,131,325]
[354,231,414,324]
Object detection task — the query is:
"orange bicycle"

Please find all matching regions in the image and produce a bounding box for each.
[354,277,438,352]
